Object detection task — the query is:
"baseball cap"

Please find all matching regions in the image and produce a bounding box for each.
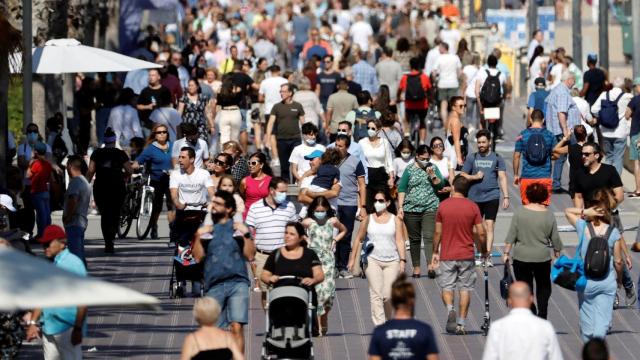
[34,142,47,155]
[534,77,546,87]
[39,225,66,244]
[304,149,324,160]
[0,194,16,212]
[633,77,640,86]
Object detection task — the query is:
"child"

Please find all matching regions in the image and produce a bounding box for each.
[298,148,342,217]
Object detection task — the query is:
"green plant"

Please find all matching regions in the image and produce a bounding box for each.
[8,75,23,142]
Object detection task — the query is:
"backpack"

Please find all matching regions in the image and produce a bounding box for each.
[479,70,502,107]
[354,108,377,125]
[598,91,624,129]
[51,132,68,164]
[524,130,548,166]
[405,74,426,101]
[583,222,613,280]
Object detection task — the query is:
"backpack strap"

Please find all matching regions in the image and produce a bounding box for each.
[603,224,615,240]
[586,221,596,240]
[614,92,625,103]
[576,221,588,258]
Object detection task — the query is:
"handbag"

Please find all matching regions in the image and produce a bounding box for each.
[499,259,514,300]
[551,222,587,292]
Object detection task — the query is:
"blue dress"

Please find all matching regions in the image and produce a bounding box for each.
[575,219,619,342]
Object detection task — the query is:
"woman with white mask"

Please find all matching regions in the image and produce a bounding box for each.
[348,189,406,326]
[358,119,395,214]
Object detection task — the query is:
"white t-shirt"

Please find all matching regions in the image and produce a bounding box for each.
[172,137,210,169]
[439,29,461,54]
[549,63,564,89]
[289,143,326,179]
[150,107,182,143]
[349,21,374,52]
[572,96,594,136]
[475,68,506,97]
[259,76,288,115]
[169,168,213,210]
[423,47,441,76]
[434,54,462,89]
[463,65,480,98]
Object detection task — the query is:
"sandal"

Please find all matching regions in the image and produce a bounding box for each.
[627,192,640,198]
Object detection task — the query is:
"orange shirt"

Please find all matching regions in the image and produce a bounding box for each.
[441,4,460,18]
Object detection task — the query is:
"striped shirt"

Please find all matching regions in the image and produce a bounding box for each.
[245,199,298,251]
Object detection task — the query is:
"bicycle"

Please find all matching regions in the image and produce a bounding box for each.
[117,167,155,240]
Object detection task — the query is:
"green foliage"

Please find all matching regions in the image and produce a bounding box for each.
[7,76,23,141]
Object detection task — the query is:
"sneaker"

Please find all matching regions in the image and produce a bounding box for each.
[475,258,482,266]
[614,293,620,309]
[427,270,437,279]
[271,158,280,167]
[445,310,457,334]
[485,258,494,267]
[625,284,637,306]
[455,324,467,335]
[495,137,504,143]
[339,270,354,279]
[405,240,410,250]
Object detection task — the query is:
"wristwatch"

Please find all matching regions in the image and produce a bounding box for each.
[26,320,38,326]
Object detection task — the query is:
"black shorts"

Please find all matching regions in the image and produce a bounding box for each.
[406,109,428,129]
[476,199,500,221]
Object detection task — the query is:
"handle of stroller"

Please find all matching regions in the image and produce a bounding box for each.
[277,275,301,280]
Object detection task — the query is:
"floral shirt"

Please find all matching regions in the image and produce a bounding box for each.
[398,164,444,213]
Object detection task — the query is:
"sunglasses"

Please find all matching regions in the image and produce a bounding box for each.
[214,159,226,166]
[457,104,467,108]
[581,152,594,157]
[374,199,386,203]
[432,143,444,148]
[249,161,261,166]
[155,131,168,135]
[368,127,377,131]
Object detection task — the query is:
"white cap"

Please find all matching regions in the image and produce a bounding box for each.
[0,194,16,212]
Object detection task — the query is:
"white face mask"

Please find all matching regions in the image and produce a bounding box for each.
[274,191,287,204]
[367,129,378,138]
[401,152,411,160]
[374,201,387,213]
[305,137,316,146]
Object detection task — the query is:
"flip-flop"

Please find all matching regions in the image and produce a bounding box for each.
[627,192,640,198]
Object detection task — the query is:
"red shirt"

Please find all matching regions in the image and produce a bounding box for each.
[29,159,53,193]
[436,197,482,261]
[398,71,431,110]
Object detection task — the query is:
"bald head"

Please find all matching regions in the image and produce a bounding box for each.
[508,281,533,309]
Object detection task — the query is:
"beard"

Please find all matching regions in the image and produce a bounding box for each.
[211,212,226,224]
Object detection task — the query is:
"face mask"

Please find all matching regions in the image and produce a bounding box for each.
[416,158,429,168]
[274,191,287,204]
[232,35,240,42]
[27,133,38,143]
[374,201,387,213]
[367,129,378,138]
[305,138,316,146]
[337,130,348,136]
[401,152,411,160]
[491,27,498,34]
[314,211,327,220]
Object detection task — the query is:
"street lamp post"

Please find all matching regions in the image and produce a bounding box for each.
[598,0,609,71]
[23,0,32,129]
[572,0,582,68]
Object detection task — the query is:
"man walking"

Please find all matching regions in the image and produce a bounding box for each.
[325,79,358,142]
[375,47,403,104]
[63,155,91,262]
[590,77,633,175]
[398,57,432,144]
[433,42,462,121]
[26,225,87,359]
[245,177,297,307]
[351,50,379,96]
[546,69,582,193]
[513,110,556,205]
[316,55,342,110]
[192,191,254,354]
[265,83,305,183]
[482,282,563,360]
[432,175,487,335]
[461,130,509,266]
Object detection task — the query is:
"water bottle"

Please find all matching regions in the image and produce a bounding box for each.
[151,96,156,108]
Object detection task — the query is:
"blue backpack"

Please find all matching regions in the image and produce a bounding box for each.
[599,91,624,129]
[524,130,548,166]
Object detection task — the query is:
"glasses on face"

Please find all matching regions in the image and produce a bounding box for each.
[368,127,377,131]
[249,161,261,166]
[155,131,168,135]
[324,60,332,64]
[581,152,594,157]
[432,143,444,149]
[374,199,386,203]
[457,103,467,108]
[214,159,226,166]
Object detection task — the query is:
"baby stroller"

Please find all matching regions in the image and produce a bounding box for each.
[261,276,315,360]
[168,207,207,298]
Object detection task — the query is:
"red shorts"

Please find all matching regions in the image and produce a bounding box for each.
[519,178,552,206]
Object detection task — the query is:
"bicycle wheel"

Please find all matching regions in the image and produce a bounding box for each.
[117,193,134,239]
[136,189,154,240]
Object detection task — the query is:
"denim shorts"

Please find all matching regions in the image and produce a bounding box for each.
[206,280,249,329]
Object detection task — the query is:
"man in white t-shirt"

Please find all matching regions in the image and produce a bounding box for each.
[348,13,373,52]
[289,123,326,183]
[439,18,461,54]
[171,123,209,169]
[433,42,462,121]
[259,64,288,119]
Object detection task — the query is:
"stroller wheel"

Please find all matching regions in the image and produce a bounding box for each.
[175,285,185,298]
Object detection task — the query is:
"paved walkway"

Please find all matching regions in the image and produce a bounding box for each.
[18,100,640,359]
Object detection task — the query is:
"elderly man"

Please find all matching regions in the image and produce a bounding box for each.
[26,225,88,360]
[482,282,563,360]
[545,69,582,193]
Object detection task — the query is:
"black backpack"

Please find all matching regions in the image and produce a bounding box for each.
[598,91,624,129]
[405,74,426,101]
[524,130,548,166]
[479,70,502,107]
[52,133,68,164]
[583,222,613,280]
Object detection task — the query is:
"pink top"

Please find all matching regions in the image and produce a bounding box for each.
[242,174,272,220]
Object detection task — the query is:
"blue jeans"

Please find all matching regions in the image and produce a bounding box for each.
[336,205,358,271]
[206,280,249,329]
[31,191,51,238]
[65,226,86,262]
[552,134,567,190]
[292,44,304,71]
[602,137,626,175]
